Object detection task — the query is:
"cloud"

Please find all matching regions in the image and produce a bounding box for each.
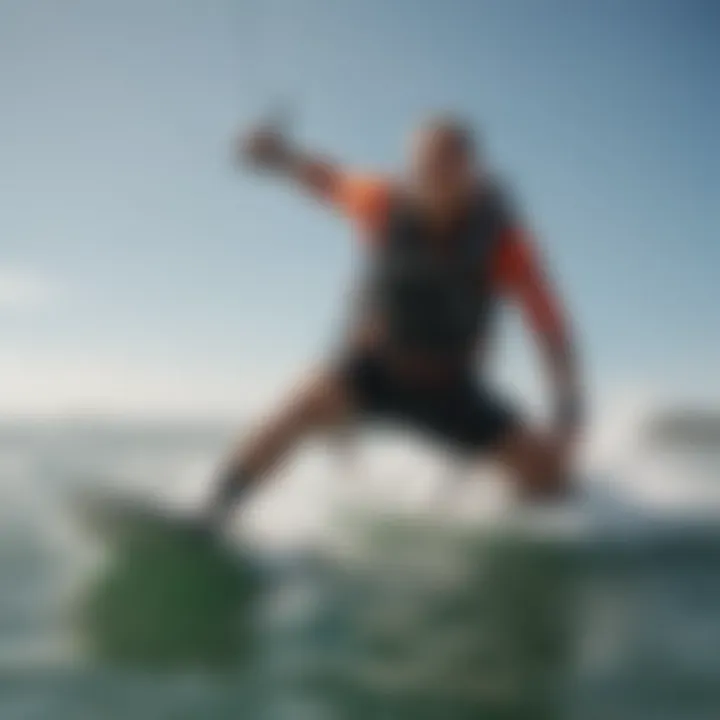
[0,267,57,310]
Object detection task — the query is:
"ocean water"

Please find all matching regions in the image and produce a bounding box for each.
[0,420,719,720]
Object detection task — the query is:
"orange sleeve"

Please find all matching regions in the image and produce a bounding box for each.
[492,226,567,340]
[332,173,392,242]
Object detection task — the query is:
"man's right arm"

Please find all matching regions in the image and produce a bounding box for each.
[237,125,390,236]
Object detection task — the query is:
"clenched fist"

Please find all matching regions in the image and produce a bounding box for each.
[235,125,291,171]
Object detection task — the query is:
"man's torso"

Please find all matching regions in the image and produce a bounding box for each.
[344,178,515,381]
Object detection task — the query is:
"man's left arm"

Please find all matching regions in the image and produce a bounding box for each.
[493,226,584,439]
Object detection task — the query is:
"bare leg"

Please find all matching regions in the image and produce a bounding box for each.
[207,368,355,524]
[494,427,572,501]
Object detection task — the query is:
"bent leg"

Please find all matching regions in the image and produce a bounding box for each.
[405,378,572,502]
[207,368,355,524]
[234,370,353,477]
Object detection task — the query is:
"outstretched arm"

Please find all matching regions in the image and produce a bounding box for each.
[236,125,390,230]
[494,228,584,438]
[237,125,341,199]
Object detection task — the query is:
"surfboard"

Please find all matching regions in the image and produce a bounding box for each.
[67,487,262,668]
[70,486,209,545]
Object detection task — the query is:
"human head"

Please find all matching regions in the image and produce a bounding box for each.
[407,115,480,215]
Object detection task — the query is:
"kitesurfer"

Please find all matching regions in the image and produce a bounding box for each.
[207,116,584,526]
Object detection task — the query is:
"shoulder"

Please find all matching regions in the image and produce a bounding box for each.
[338,173,395,238]
[339,173,393,210]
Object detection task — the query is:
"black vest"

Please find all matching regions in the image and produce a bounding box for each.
[366,184,513,356]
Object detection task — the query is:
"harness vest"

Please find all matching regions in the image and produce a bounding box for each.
[364,183,513,359]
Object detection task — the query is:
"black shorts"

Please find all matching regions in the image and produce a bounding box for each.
[338,351,519,455]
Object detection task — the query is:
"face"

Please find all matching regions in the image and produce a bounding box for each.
[408,125,476,214]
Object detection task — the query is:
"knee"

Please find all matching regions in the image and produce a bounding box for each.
[500,431,573,501]
[519,467,572,501]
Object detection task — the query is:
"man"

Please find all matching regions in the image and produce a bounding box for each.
[206,117,583,527]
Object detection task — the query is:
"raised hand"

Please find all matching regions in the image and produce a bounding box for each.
[236,124,291,171]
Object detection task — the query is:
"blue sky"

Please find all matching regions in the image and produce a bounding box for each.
[1,0,718,418]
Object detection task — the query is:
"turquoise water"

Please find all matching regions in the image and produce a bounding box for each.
[0,421,719,719]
